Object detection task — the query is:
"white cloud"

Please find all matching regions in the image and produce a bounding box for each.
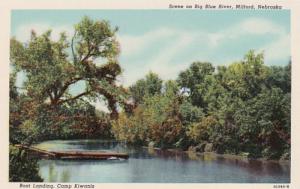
[119,29,198,86]
[145,34,195,80]
[237,18,285,35]
[117,28,175,56]
[261,34,290,64]
[119,17,289,86]
[208,18,287,47]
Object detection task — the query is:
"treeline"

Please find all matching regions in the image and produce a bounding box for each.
[9,16,291,183]
[112,51,291,160]
[9,17,290,160]
[9,17,291,183]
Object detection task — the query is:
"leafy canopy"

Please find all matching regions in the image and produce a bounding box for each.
[10,16,127,118]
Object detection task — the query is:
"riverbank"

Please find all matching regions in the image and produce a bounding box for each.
[142,146,290,163]
[32,138,290,162]
[36,139,290,183]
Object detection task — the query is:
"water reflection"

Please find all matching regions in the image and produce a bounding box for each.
[48,163,57,182]
[36,140,290,183]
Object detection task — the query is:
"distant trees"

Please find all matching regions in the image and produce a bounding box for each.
[129,72,163,105]
[113,73,184,148]
[177,62,215,109]
[113,51,291,160]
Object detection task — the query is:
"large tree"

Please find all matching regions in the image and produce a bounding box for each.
[10,16,127,119]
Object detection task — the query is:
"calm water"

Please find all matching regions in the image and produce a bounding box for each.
[35,139,290,183]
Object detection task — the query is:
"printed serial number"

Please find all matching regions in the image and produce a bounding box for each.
[273,185,289,188]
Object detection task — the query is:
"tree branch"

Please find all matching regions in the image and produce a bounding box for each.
[80,39,93,64]
[57,90,92,105]
[47,90,54,102]
[71,31,78,64]
[56,77,84,100]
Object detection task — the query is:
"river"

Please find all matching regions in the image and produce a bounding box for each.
[34,139,290,183]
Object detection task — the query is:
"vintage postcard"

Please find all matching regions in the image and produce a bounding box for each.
[0,0,299,189]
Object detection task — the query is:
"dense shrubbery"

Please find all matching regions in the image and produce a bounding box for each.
[9,145,43,182]
[10,81,113,145]
[112,79,185,148]
[112,51,291,160]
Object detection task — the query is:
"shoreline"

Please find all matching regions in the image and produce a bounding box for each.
[28,139,289,163]
[142,146,290,163]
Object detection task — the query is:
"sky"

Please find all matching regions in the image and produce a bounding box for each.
[11,10,290,111]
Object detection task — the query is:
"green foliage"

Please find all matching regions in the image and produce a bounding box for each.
[234,87,290,158]
[10,15,290,164]
[10,17,126,144]
[187,116,217,143]
[114,50,290,159]
[266,63,291,93]
[144,94,183,148]
[129,72,163,105]
[10,16,127,119]
[113,79,184,149]
[179,100,204,126]
[9,17,126,181]
[221,51,268,100]
[177,62,214,108]
[9,145,43,182]
[112,107,149,145]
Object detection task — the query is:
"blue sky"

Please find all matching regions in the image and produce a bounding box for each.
[11,10,290,111]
